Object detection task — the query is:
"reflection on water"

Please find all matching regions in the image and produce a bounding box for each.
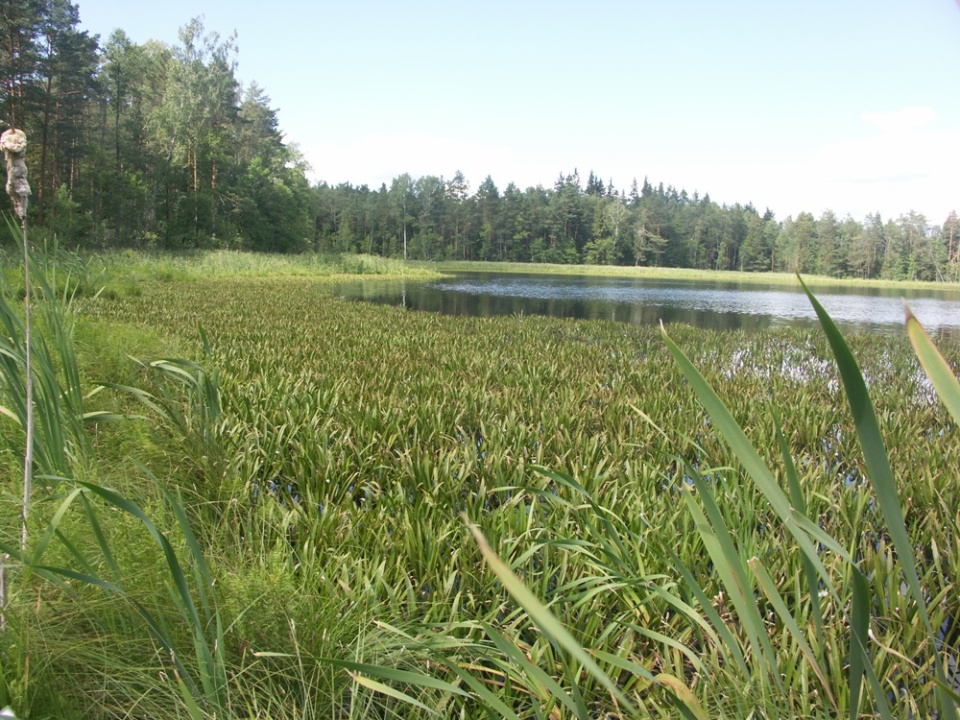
[333,272,960,337]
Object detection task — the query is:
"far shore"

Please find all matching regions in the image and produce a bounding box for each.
[420,259,959,292]
[20,249,957,292]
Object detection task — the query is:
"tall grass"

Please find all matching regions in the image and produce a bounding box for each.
[0,238,114,480]
[93,249,438,288]
[0,244,230,717]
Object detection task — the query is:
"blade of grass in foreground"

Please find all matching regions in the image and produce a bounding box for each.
[799,277,956,719]
[323,659,470,699]
[484,624,586,718]
[773,410,826,653]
[348,673,438,716]
[680,469,783,693]
[661,314,894,719]
[906,306,960,426]
[466,520,639,715]
[466,520,710,719]
[660,325,850,588]
[324,642,522,719]
[10,479,227,714]
[749,556,835,709]
[660,545,749,677]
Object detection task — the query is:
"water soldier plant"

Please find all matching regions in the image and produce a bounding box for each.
[350,281,960,718]
[0,247,957,718]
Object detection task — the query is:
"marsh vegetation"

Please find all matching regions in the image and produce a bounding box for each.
[0,250,958,718]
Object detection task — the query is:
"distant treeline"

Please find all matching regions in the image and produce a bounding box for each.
[2,2,958,281]
[317,172,960,281]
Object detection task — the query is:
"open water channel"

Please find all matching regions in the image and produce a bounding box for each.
[333,271,960,337]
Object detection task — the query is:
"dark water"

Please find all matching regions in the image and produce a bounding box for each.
[333,272,960,337]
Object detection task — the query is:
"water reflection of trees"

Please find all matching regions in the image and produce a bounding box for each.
[334,276,960,337]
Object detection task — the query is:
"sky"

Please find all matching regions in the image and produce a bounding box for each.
[78,0,960,224]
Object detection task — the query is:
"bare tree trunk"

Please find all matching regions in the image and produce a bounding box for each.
[38,67,53,225]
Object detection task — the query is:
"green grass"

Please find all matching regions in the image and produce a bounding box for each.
[92,249,438,286]
[424,258,960,291]
[1,247,439,303]
[0,250,957,718]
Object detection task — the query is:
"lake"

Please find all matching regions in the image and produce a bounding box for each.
[333,272,960,337]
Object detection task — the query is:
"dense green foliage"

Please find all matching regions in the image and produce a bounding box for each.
[3,3,959,280]
[0,249,957,718]
[1,4,315,252]
[318,173,960,281]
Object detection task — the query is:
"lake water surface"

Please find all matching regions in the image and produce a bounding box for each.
[333,272,960,337]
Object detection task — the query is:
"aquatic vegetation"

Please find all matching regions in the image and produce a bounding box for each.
[0,254,957,718]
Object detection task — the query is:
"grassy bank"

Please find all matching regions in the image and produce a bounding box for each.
[0,247,438,299]
[423,258,960,291]
[0,251,957,718]
[87,249,437,281]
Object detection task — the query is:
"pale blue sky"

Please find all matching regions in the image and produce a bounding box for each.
[79,1,960,223]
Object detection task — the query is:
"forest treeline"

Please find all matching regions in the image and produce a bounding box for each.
[2,1,959,281]
[1,2,313,253]
[316,173,959,281]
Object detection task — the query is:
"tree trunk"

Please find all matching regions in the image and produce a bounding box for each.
[37,41,55,226]
[192,146,199,237]
[115,58,122,241]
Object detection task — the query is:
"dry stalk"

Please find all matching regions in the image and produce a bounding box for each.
[2,127,32,564]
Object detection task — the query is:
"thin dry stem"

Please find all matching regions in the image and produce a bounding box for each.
[2,127,33,553]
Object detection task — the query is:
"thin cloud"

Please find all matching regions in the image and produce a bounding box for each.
[306,133,522,189]
[742,107,959,220]
[862,106,937,134]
